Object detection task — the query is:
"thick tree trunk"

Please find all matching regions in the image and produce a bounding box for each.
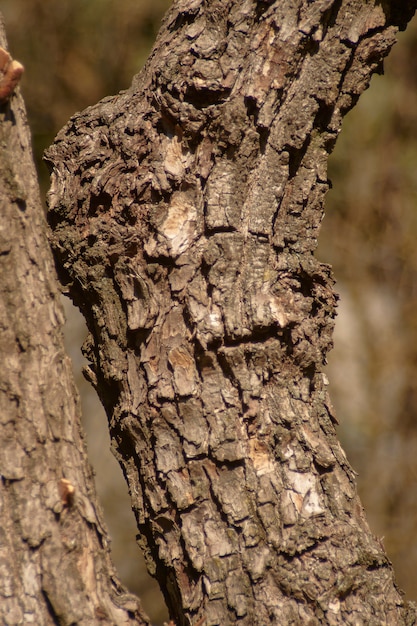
[45,1,417,625]
[0,18,150,626]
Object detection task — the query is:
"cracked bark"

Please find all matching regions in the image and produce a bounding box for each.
[0,16,150,626]
[44,1,417,625]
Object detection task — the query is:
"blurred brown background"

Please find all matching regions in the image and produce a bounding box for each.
[2,1,417,619]
[320,23,417,600]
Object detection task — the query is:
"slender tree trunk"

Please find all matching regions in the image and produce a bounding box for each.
[3,0,414,625]
[0,18,150,626]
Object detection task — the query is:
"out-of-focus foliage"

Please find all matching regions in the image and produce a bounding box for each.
[3,0,417,615]
[320,20,417,598]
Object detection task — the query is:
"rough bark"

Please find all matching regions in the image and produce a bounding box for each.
[0,18,150,626]
[45,1,417,625]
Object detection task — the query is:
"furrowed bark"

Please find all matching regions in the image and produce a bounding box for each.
[0,17,149,626]
[46,1,417,624]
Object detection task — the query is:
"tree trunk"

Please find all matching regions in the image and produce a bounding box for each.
[0,17,150,626]
[43,0,417,624]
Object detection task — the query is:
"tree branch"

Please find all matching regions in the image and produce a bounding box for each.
[0,15,150,626]
[46,1,417,624]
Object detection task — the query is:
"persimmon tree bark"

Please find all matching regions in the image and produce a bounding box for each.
[2,1,417,626]
[0,18,150,626]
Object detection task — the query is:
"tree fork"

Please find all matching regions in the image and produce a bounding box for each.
[46,1,417,624]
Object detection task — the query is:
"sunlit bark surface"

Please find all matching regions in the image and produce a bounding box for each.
[46,1,417,624]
